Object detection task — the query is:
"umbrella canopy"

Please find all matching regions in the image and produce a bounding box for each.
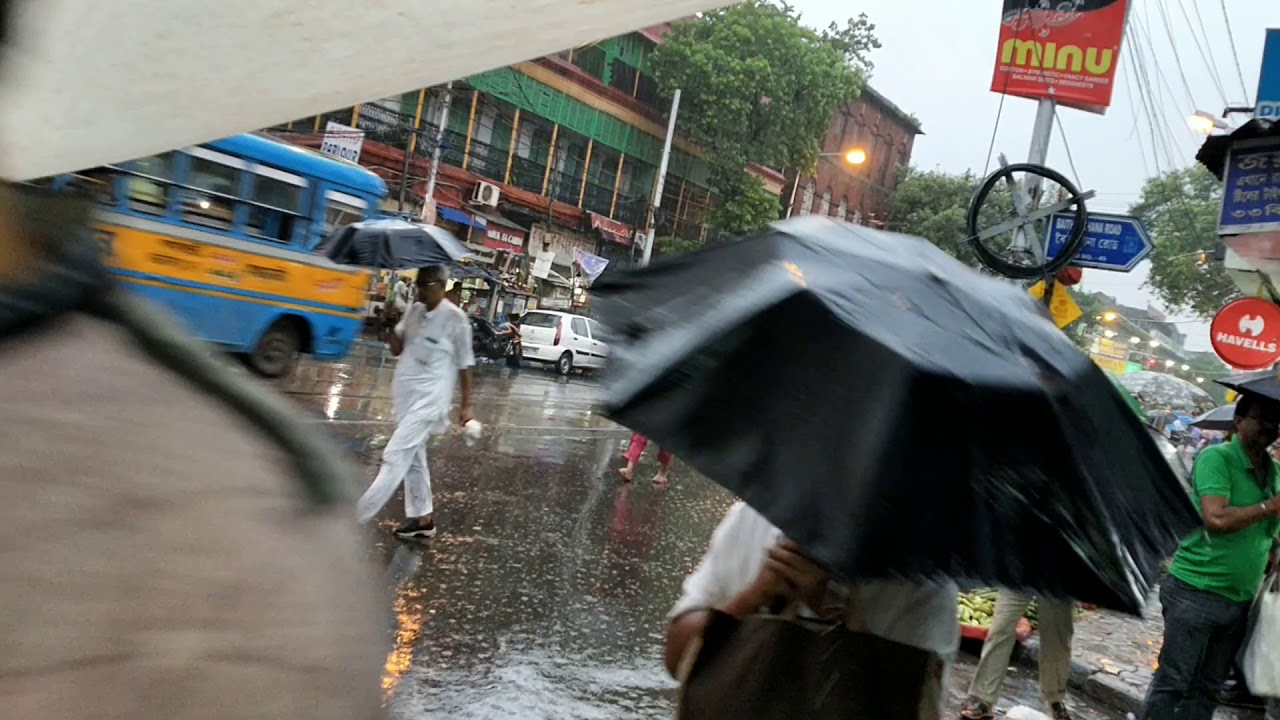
[592,217,1199,614]
[316,219,471,270]
[1114,371,1213,413]
[1190,405,1237,431]
[1218,370,1280,402]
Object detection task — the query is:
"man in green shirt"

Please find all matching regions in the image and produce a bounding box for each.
[1143,392,1280,720]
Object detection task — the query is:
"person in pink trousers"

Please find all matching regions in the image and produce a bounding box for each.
[618,433,672,485]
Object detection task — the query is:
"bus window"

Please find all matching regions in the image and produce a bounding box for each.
[126,152,175,215]
[321,190,367,239]
[247,169,307,244]
[183,153,241,230]
[63,168,118,206]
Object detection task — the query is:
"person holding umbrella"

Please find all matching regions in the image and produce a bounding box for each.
[1143,391,1280,720]
[664,501,959,716]
[356,265,475,538]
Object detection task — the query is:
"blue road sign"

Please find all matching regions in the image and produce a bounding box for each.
[1043,212,1153,272]
[1257,29,1280,120]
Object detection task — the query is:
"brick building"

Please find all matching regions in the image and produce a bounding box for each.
[785,86,922,228]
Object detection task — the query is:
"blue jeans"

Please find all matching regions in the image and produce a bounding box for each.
[1142,575,1251,720]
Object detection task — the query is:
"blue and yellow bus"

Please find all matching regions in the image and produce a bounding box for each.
[51,132,389,376]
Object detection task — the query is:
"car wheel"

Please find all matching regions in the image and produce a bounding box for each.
[556,351,573,376]
[247,318,303,378]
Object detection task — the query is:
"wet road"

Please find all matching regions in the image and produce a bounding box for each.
[278,347,1128,719]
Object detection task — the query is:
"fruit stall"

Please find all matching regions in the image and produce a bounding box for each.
[957,589,1091,643]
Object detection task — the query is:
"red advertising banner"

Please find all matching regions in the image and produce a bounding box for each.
[989,0,1127,115]
[482,226,526,254]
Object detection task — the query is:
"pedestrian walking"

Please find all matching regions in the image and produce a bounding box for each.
[664,502,958,717]
[1142,392,1280,720]
[958,592,1075,719]
[356,265,475,538]
[618,432,672,485]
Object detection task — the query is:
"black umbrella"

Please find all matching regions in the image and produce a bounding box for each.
[1218,370,1280,402]
[1190,405,1237,431]
[592,217,1199,614]
[316,218,471,269]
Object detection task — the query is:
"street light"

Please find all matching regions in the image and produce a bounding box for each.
[1165,359,1175,368]
[1149,339,1160,348]
[818,148,868,166]
[1187,110,1228,134]
[1130,336,1141,343]
[1196,377,1205,383]
[1104,329,1117,338]
[1180,364,1190,371]
[1101,311,1118,322]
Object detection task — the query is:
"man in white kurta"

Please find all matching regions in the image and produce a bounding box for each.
[356,265,474,538]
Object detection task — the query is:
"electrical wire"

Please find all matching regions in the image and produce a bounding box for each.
[981,0,1037,178]
[1177,0,1229,106]
[1054,116,1082,192]
[1218,0,1251,104]
[1153,0,1200,111]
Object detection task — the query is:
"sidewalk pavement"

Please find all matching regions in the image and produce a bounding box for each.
[1013,587,1265,718]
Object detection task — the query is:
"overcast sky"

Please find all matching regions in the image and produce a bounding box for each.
[787,0,1275,351]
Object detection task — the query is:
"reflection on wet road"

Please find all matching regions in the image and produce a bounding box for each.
[278,348,1123,719]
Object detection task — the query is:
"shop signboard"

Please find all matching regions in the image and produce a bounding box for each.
[989,0,1128,115]
[588,212,633,245]
[1210,297,1280,370]
[483,226,526,254]
[1217,138,1280,235]
[1091,354,1128,375]
[319,121,364,163]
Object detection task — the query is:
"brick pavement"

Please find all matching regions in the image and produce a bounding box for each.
[1015,586,1265,718]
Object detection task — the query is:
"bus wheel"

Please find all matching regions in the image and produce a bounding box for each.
[248,319,303,378]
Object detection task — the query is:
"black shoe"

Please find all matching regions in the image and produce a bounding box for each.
[394,520,436,539]
[1049,702,1072,720]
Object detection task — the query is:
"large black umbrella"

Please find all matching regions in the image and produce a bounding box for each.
[1190,405,1237,431]
[1218,370,1280,402]
[316,218,471,269]
[593,217,1199,614]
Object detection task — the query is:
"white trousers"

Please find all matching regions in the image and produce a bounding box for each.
[355,406,436,523]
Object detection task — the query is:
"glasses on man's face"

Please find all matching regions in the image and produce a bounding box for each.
[1247,414,1280,433]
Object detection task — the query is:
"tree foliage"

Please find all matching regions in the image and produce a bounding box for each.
[1130,166,1237,318]
[649,1,871,235]
[654,234,702,257]
[885,166,1018,268]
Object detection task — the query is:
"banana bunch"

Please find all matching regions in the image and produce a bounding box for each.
[956,589,999,627]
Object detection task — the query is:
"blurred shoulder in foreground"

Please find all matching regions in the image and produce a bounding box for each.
[0,190,384,719]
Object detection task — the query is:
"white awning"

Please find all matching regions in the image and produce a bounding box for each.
[0,0,730,179]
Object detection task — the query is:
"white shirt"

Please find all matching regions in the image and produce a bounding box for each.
[670,502,959,659]
[392,299,474,426]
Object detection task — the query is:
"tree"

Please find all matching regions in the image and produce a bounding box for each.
[1130,166,1237,318]
[885,166,1019,268]
[654,234,702,257]
[649,1,871,235]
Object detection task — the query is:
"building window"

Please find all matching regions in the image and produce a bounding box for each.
[800,181,815,215]
[837,197,848,221]
[819,190,831,216]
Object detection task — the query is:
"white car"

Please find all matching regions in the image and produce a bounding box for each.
[517,310,608,375]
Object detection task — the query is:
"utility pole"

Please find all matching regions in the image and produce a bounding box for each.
[421,81,454,221]
[641,88,680,267]
[1003,97,1057,305]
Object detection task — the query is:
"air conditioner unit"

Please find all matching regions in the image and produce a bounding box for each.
[471,181,500,207]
